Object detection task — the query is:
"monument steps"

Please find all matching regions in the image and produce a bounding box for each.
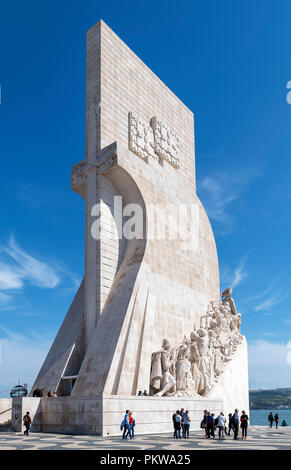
[0,420,12,432]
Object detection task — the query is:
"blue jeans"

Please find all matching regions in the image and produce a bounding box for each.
[183,423,190,438]
[174,427,181,438]
[122,424,132,439]
[24,423,30,435]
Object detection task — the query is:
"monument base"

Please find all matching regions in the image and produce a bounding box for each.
[12,395,223,436]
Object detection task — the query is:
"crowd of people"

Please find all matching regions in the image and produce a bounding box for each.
[201,409,249,440]
[120,407,250,441]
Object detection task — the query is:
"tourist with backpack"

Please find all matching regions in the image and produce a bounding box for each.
[23,411,31,436]
[121,409,132,440]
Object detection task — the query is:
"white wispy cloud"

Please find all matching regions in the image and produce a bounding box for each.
[198,168,260,233]
[254,293,288,312]
[246,285,274,303]
[248,339,291,389]
[0,264,23,290]
[221,256,248,289]
[2,236,59,289]
[0,236,81,310]
[231,259,248,288]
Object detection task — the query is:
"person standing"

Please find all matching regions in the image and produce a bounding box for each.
[206,412,215,438]
[227,413,233,436]
[268,412,274,428]
[180,408,185,437]
[274,413,279,429]
[240,410,249,439]
[174,410,182,439]
[211,413,216,438]
[202,409,208,438]
[183,411,191,438]
[217,412,226,439]
[232,409,239,440]
[23,411,31,436]
[172,410,178,438]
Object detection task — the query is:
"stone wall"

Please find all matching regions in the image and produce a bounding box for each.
[12,396,223,436]
[208,337,250,418]
[0,398,12,424]
[11,397,41,432]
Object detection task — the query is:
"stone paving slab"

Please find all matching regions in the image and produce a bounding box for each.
[0,426,291,450]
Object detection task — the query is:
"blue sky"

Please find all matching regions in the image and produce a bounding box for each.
[1,0,291,395]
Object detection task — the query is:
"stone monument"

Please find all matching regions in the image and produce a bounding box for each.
[12,20,249,436]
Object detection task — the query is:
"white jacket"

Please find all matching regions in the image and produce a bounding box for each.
[217,415,226,427]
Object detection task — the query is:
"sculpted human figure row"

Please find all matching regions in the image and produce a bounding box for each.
[150,288,243,397]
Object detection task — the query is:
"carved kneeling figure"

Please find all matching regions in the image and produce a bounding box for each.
[150,338,176,397]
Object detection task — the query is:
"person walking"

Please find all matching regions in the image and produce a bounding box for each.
[23,411,31,436]
[274,413,279,429]
[240,410,249,439]
[182,410,191,438]
[127,411,135,439]
[268,412,274,428]
[121,410,132,440]
[232,409,239,440]
[174,410,182,439]
[217,412,226,439]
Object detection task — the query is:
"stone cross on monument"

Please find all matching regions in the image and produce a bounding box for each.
[28,20,249,436]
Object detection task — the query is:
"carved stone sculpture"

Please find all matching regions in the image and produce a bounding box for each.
[150,289,244,398]
[151,117,180,168]
[128,112,156,162]
[150,338,176,397]
[221,287,237,315]
[128,112,180,168]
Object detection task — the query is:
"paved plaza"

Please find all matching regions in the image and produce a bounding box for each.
[0,426,291,450]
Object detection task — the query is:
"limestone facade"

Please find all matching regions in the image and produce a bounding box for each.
[27,20,249,435]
